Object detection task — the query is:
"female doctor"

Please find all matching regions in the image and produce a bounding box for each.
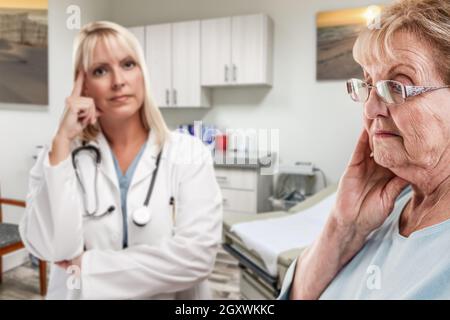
[19,21,223,299]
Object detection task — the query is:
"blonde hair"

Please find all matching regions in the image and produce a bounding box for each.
[72,21,170,145]
[353,0,450,83]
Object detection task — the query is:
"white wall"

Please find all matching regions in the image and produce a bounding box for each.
[111,0,387,184]
[0,0,111,271]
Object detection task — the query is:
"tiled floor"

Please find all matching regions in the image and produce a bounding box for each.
[209,247,241,300]
[0,247,241,300]
[0,262,43,300]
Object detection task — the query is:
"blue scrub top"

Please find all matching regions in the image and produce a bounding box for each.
[111,142,147,249]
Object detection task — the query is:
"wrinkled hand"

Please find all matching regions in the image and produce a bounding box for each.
[331,129,409,237]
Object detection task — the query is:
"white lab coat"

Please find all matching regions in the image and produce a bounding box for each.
[19,130,223,300]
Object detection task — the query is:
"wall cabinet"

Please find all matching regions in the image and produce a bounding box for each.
[145,21,210,108]
[127,13,273,108]
[201,14,273,87]
[127,26,145,50]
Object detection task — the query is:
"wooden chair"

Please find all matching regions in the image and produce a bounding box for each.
[0,195,47,296]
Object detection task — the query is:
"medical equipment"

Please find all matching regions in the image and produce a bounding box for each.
[71,143,163,226]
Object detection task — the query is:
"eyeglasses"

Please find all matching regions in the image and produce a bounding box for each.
[346,78,450,105]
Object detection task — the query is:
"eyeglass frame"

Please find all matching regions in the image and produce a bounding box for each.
[346,78,450,105]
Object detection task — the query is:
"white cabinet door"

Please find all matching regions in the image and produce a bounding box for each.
[232,14,272,85]
[172,21,201,107]
[127,26,145,53]
[145,24,172,108]
[221,189,257,213]
[201,17,231,86]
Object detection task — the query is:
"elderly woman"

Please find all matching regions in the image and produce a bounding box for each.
[280,0,450,299]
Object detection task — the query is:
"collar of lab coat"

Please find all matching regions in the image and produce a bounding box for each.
[93,130,163,189]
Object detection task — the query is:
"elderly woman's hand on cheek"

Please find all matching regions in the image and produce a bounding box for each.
[331,129,409,238]
[289,130,409,300]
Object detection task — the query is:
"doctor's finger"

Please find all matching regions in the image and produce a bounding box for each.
[72,99,93,114]
[75,106,90,120]
[77,107,89,116]
[80,114,91,128]
[88,105,97,125]
[91,107,101,125]
[71,71,85,97]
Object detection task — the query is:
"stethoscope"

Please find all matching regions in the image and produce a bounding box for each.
[71,142,163,226]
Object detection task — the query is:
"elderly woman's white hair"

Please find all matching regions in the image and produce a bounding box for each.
[354,0,450,84]
[72,21,170,146]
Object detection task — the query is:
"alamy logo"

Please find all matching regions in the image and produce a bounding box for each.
[66,265,81,290]
[366,265,381,290]
[66,5,81,30]
[364,5,382,30]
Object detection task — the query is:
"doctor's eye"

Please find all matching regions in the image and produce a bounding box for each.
[122,60,137,70]
[92,67,108,77]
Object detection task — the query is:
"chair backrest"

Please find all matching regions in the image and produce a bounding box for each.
[0,185,26,224]
[0,184,3,223]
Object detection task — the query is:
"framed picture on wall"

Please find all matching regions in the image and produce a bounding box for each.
[316,5,382,81]
[0,0,48,105]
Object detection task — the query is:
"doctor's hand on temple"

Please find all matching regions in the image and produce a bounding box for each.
[50,71,102,167]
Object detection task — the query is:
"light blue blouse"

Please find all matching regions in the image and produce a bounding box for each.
[279,190,450,299]
[111,142,147,249]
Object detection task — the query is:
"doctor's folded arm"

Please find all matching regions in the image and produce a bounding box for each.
[18,21,223,300]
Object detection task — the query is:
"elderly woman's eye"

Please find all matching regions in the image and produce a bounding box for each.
[123,60,136,69]
[394,74,414,85]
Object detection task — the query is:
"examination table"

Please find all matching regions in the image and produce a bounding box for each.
[222,184,338,300]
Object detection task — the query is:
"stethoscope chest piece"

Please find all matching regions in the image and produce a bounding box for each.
[132,150,163,227]
[132,206,151,226]
[72,140,163,225]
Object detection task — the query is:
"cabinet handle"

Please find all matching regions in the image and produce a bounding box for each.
[173,89,177,106]
[233,64,237,82]
[224,65,229,82]
[165,89,170,106]
[216,176,228,181]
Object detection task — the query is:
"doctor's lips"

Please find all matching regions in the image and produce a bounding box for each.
[109,94,133,102]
